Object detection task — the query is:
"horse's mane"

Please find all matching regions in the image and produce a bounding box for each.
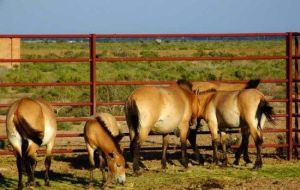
[95,116,123,154]
[194,88,217,95]
[176,79,193,91]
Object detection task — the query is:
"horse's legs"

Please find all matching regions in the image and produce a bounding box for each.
[44,156,51,186]
[179,124,189,168]
[188,126,204,165]
[131,127,150,175]
[130,134,141,174]
[220,132,228,166]
[16,153,23,190]
[161,134,169,170]
[249,124,263,169]
[86,144,95,186]
[208,120,219,165]
[234,128,252,165]
[242,131,252,164]
[44,141,54,187]
[98,151,107,183]
[253,131,263,170]
[24,154,34,187]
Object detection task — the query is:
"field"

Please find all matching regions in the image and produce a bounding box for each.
[1,153,300,190]
[0,38,299,189]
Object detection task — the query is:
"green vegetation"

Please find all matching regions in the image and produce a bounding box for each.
[0,155,300,190]
[0,39,287,118]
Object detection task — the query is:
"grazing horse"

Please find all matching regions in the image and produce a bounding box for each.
[188,79,260,163]
[125,80,200,174]
[6,98,57,189]
[194,88,274,169]
[84,113,126,187]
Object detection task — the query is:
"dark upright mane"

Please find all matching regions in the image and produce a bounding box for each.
[245,79,260,89]
[194,88,217,95]
[95,116,123,154]
[177,79,193,91]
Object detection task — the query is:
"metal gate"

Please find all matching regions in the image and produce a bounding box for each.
[0,32,299,159]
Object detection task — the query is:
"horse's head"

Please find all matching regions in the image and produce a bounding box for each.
[107,151,126,184]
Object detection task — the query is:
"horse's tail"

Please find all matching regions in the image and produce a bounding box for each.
[13,115,43,146]
[256,99,275,130]
[245,79,260,89]
[125,98,140,141]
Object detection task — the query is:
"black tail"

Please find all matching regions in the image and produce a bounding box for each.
[125,99,140,139]
[256,100,275,129]
[245,79,260,89]
[14,116,43,147]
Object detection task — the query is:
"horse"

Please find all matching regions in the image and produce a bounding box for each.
[188,79,261,163]
[6,98,57,189]
[83,113,126,187]
[191,79,260,94]
[125,80,200,174]
[194,88,274,169]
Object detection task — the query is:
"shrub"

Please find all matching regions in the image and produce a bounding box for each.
[140,51,159,57]
[58,122,72,131]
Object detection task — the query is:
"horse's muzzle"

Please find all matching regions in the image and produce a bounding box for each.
[116,175,126,185]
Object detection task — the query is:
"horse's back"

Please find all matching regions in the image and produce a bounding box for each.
[211,89,265,128]
[84,116,119,152]
[95,113,120,137]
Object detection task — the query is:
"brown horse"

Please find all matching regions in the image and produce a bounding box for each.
[125,80,200,174]
[194,88,274,169]
[191,79,260,94]
[188,79,260,163]
[6,98,57,189]
[84,113,126,187]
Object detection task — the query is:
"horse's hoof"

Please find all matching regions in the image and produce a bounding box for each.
[233,159,239,165]
[44,182,50,187]
[133,170,143,176]
[17,183,23,190]
[244,159,253,164]
[252,162,262,170]
[25,181,35,188]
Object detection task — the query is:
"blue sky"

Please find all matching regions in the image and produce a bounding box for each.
[0,0,299,34]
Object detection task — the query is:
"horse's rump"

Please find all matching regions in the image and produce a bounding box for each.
[13,99,45,146]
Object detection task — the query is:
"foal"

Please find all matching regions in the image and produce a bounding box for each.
[6,98,57,189]
[84,113,126,186]
[195,89,274,169]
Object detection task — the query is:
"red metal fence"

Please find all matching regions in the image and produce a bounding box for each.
[0,32,299,159]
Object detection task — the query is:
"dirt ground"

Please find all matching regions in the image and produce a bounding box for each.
[1,123,300,190]
[1,150,300,190]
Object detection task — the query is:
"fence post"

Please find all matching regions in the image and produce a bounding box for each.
[286,32,293,160]
[89,34,97,115]
[294,34,299,158]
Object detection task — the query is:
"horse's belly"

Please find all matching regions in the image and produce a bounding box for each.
[152,115,181,134]
[220,112,240,128]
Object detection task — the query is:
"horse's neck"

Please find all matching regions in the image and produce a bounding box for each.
[102,128,122,156]
[197,92,215,118]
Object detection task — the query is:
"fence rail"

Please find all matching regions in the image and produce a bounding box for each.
[0,32,299,158]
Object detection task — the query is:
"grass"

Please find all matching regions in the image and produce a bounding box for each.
[1,155,300,190]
